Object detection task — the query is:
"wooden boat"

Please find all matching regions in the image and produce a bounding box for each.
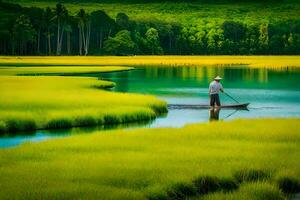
[168,103,249,110]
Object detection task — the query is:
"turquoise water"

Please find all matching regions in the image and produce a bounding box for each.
[98,65,300,126]
[1,65,300,148]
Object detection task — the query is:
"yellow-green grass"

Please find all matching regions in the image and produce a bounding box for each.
[0,119,299,199]
[0,66,133,76]
[0,75,167,134]
[199,182,287,200]
[0,56,300,69]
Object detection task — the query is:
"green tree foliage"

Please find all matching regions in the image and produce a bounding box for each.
[132,31,148,54]
[269,35,284,54]
[25,7,44,54]
[103,30,137,55]
[222,21,245,42]
[145,27,163,55]
[12,14,36,55]
[116,12,129,30]
[91,10,116,50]
[259,23,269,53]
[245,24,259,54]
[206,28,223,54]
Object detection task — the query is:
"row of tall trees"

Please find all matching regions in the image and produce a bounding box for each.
[0,1,299,55]
[0,2,117,55]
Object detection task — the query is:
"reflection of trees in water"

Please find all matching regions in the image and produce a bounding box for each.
[144,65,213,81]
[115,72,129,93]
[103,65,300,92]
[99,71,129,92]
[258,68,268,83]
[143,65,272,84]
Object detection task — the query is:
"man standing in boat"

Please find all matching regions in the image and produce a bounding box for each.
[209,76,224,108]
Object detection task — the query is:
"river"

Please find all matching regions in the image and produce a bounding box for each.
[1,65,300,148]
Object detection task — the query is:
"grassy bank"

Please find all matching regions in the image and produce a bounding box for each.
[0,119,299,199]
[0,66,167,134]
[0,66,134,76]
[1,56,300,68]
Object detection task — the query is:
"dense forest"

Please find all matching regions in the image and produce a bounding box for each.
[6,0,300,3]
[0,1,300,55]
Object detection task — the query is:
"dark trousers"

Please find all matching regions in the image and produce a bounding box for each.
[210,94,220,106]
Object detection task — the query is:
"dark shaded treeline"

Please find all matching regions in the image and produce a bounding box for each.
[0,1,300,55]
[8,0,297,3]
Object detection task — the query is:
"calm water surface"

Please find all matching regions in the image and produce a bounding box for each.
[1,65,300,148]
[98,65,300,127]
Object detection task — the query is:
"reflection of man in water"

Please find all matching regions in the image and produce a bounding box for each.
[209,107,220,121]
[209,76,224,107]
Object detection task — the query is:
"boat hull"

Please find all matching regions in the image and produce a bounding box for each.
[168,103,249,110]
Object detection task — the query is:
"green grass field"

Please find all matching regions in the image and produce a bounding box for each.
[0,119,299,199]
[0,66,167,134]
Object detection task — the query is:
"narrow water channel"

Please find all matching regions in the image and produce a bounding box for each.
[1,65,300,148]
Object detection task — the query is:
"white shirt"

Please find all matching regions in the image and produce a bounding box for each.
[209,81,223,95]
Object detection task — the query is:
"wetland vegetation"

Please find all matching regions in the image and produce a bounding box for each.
[0,57,300,199]
[1,56,300,68]
[0,66,167,134]
[0,119,299,199]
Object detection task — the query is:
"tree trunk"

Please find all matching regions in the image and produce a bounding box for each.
[96,32,99,48]
[56,19,60,55]
[24,41,27,55]
[47,30,51,55]
[20,40,23,55]
[81,25,86,54]
[99,29,103,49]
[152,45,154,55]
[0,40,2,54]
[58,28,64,55]
[84,23,91,56]
[67,31,71,55]
[37,29,40,54]
[79,27,82,55]
[12,40,15,55]
[169,33,172,52]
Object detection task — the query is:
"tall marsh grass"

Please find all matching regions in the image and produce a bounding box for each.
[0,65,133,76]
[202,182,286,200]
[0,56,300,68]
[0,75,166,134]
[0,119,299,199]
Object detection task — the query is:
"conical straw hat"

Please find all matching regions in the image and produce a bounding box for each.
[214,76,222,80]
